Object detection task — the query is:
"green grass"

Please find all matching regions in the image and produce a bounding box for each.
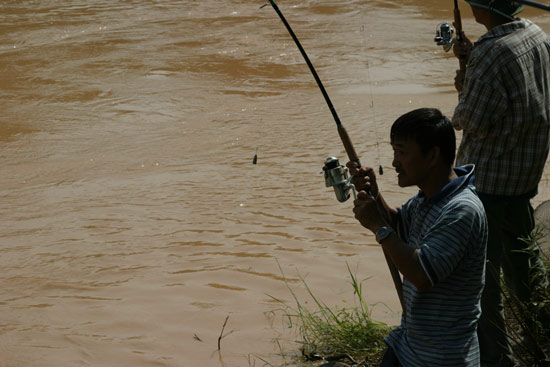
[262,225,550,366]
[504,227,550,366]
[267,262,391,366]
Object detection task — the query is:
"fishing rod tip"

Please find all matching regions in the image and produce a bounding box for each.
[260,3,269,9]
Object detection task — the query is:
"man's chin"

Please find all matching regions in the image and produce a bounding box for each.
[397,174,405,187]
[397,175,412,187]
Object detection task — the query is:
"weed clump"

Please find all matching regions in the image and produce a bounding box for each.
[505,226,550,366]
[270,263,391,366]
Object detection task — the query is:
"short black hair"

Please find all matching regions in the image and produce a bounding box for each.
[390,108,456,166]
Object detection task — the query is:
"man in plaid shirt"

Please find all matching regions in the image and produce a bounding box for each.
[452,0,550,365]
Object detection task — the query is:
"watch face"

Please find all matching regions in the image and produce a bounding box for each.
[376,227,392,242]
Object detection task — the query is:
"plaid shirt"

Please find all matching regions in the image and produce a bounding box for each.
[452,19,550,196]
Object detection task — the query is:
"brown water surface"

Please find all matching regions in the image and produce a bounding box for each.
[1,1,550,366]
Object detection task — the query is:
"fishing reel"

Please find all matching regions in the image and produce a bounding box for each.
[434,22,455,52]
[322,157,357,203]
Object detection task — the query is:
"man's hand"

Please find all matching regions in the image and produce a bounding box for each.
[346,162,379,198]
[452,29,473,63]
[455,69,466,92]
[352,190,385,233]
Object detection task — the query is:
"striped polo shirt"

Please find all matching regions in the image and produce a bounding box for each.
[386,165,488,367]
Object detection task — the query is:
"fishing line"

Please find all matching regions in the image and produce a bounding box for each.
[262,0,405,313]
[261,0,361,168]
[359,19,383,175]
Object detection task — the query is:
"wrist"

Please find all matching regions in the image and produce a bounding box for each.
[375,226,394,244]
[369,219,385,234]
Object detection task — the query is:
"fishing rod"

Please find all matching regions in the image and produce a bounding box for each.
[434,0,464,60]
[506,0,550,11]
[453,0,468,73]
[435,0,550,53]
[262,0,405,313]
[260,0,359,168]
[433,1,467,84]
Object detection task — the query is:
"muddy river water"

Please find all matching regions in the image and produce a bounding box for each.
[1,1,549,366]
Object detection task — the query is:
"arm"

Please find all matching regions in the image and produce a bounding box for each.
[452,54,507,133]
[453,77,506,133]
[347,162,408,308]
[352,191,432,291]
[452,30,472,93]
[379,229,432,292]
[347,162,432,291]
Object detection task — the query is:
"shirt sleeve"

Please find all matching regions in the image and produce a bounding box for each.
[417,201,482,286]
[452,63,507,137]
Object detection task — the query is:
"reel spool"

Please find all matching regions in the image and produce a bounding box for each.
[322,157,356,203]
[434,22,456,52]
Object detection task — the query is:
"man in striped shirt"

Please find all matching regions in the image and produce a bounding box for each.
[452,1,550,365]
[348,108,488,366]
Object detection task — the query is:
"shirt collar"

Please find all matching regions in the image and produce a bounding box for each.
[476,18,531,45]
[417,164,476,204]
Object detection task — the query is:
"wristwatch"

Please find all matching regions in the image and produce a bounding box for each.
[375,226,394,244]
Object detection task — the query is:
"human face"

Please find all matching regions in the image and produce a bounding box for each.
[391,138,433,188]
[470,4,483,23]
[469,4,493,30]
